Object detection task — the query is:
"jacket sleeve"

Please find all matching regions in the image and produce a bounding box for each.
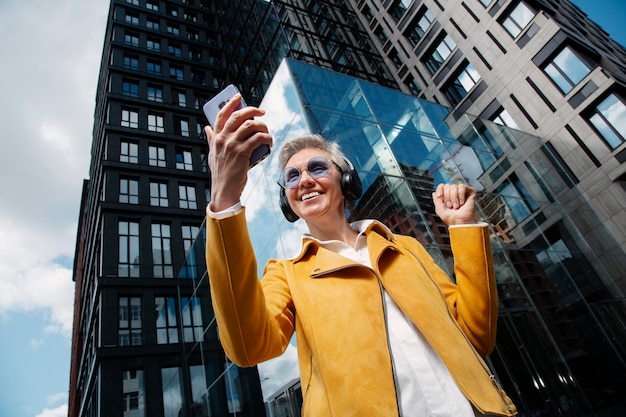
[205,208,296,367]
[399,225,498,356]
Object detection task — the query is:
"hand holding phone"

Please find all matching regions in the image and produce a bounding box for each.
[203,84,270,169]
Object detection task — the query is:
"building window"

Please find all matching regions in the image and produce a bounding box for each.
[424,33,456,74]
[184,10,197,22]
[201,152,209,173]
[125,13,139,25]
[155,297,178,343]
[191,69,205,85]
[444,62,481,106]
[119,297,142,346]
[123,54,139,70]
[181,297,203,342]
[170,65,184,80]
[167,24,180,36]
[121,108,139,129]
[120,178,139,204]
[148,113,164,133]
[188,47,202,62]
[178,184,197,209]
[168,43,182,57]
[174,117,190,137]
[389,48,404,69]
[404,7,434,47]
[173,90,187,107]
[389,0,412,22]
[147,59,162,75]
[146,18,159,31]
[187,29,199,42]
[161,367,183,417]
[502,1,535,38]
[147,37,160,51]
[588,93,626,149]
[124,32,139,47]
[147,84,163,102]
[126,0,139,5]
[496,174,538,223]
[374,26,388,44]
[493,108,520,129]
[150,181,168,207]
[118,220,140,278]
[179,225,200,279]
[122,370,145,417]
[404,74,421,96]
[151,223,173,278]
[544,46,592,94]
[175,149,193,170]
[122,79,139,97]
[121,141,138,164]
[146,1,158,11]
[149,145,166,167]
[479,0,492,6]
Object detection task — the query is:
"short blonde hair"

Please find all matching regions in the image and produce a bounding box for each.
[278,134,350,172]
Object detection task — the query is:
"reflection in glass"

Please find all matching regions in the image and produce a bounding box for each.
[181,296,203,343]
[502,2,535,37]
[544,46,591,94]
[225,363,242,413]
[190,365,210,417]
[161,367,183,417]
[589,94,626,149]
[118,220,140,277]
[123,369,145,417]
[156,296,179,344]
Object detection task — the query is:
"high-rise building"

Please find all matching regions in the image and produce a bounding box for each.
[70,0,626,416]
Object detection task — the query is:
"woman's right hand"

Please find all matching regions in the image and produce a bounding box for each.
[205,94,272,212]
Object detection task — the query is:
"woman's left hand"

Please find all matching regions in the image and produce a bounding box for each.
[432,183,477,225]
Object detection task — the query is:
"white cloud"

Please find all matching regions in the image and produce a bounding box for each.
[35,404,67,417]
[0,0,108,341]
[0,214,76,336]
[46,392,68,406]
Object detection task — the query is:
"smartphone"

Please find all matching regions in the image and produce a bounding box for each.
[203,84,270,169]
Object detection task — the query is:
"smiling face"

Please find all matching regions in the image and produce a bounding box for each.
[284,148,346,225]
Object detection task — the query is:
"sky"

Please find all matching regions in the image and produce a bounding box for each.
[0,1,623,417]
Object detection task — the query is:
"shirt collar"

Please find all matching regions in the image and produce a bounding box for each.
[287,219,395,261]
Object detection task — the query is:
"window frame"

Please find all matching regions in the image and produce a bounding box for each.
[501,1,535,38]
[587,93,626,150]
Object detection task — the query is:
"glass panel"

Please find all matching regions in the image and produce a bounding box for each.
[123,370,145,417]
[161,367,183,417]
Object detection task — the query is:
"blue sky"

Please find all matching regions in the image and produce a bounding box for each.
[0,1,623,417]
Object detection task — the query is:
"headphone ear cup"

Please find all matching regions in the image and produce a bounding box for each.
[279,188,300,222]
[341,170,362,201]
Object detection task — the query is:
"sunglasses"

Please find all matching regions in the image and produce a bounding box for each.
[278,156,339,189]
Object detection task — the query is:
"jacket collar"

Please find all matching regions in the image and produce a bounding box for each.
[289,219,396,263]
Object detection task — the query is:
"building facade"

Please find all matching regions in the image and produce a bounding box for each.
[253,57,626,417]
[70,0,626,416]
[68,1,276,416]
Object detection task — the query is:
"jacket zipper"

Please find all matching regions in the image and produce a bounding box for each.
[376,273,404,417]
[399,244,517,416]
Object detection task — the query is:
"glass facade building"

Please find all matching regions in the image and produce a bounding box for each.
[209,58,625,416]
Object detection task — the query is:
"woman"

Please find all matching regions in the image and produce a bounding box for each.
[205,95,517,416]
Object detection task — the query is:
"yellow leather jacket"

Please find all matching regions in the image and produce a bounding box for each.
[206,209,517,416]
